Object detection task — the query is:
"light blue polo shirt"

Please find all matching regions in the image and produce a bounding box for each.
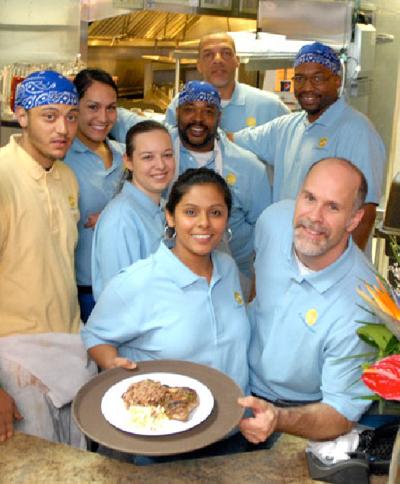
[249,200,377,421]
[64,137,125,286]
[92,181,165,300]
[170,127,271,278]
[110,108,147,144]
[165,81,289,131]
[234,97,386,204]
[82,242,250,393]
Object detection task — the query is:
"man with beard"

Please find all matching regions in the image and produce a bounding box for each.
[231,42,386,251]
[239,158,376,443]
[171,80,271,289]
[165,32,289,131]
[0,71,96,444]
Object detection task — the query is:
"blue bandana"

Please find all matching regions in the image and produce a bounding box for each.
[14,70,79,112]
[294,42,341,75]
[178,81,221,110]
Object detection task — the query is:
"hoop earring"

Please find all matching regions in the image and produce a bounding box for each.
[164,224,176,240]
[226,227,232,242]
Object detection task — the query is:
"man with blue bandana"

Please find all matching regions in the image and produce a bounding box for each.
[239,158,376,443]
[165,32,290,131]
[172,80,271,292]
[232,42,386,251]
[0,71,96,445]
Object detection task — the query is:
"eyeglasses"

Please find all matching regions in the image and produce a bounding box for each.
[291,74,333,87]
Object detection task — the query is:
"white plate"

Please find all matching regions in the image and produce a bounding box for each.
[101,372,214,436]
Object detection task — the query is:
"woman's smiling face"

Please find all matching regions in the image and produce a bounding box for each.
[125,129,175,203]
[77,80,117,148]
[166,183,229,262]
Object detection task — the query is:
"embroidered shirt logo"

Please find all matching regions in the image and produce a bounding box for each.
[234,291,244,305]
[246,116,257,127]
[68,195,77,209]
[305,308,318,326]
[226,172,237,186]
[318,137,328,148]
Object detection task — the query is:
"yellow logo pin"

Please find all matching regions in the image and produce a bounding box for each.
[226,172,237,186]
[318,137,328,148]
[246,116,257,127]
[305,308,318,326]
[68,195,76,209]
[234,291,244,305]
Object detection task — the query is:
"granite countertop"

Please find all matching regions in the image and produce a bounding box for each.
[0,432,389,483]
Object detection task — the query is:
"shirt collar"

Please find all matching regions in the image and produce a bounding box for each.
[287,235,355,294]
[11,134,61,181]
[121,181,161,216]
[155,241,222,289]
[70,137,123,175]
[304,97,346,129]
[178,138,219,162]
[71,136,120,156]
[70,137,90,153]
[228,82,245,106]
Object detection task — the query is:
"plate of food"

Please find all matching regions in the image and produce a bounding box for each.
[73,359,244,455]
[101,372,214,436]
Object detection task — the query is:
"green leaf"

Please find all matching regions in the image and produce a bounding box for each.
[336,352,377,363]
[356,304,378,318]
[357,323,394,352]
[356,394,381,401]
[355,319,380,325]
[385,337,400,355]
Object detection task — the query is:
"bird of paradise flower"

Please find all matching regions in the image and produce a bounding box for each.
[357,276,400,342]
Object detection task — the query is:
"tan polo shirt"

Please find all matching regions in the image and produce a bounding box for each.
[0,135,81,336]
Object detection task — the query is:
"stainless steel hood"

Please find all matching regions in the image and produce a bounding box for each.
[87,10,256,108]
[88,11,201,46]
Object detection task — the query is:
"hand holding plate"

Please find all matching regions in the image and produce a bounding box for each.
[238,396,278,444]
[110,357,137,370]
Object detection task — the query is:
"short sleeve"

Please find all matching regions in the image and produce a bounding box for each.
[92,204,142,300]
[321,309,376,421]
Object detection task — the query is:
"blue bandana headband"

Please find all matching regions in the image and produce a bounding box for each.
[294,42,341,75]
[178,81,221,110]
[14,70,79,112]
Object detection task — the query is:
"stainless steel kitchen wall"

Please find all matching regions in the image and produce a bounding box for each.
[258,0,353,46]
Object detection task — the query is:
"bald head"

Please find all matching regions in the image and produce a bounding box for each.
[306,158,367,211]
[197,32,239,96]
[198,32,236,54]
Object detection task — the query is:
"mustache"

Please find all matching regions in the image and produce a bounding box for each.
[295,218,329,236]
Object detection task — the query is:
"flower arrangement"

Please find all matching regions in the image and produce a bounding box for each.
[357,236,400,407]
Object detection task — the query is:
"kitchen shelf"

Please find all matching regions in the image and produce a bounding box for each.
[0,24,77,32]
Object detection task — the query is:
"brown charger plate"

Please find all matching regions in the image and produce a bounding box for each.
[72,359,244,455]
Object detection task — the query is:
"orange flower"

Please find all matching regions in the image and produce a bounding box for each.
[357,277,400,321]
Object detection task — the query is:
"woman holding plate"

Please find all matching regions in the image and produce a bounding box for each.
[81,167,249,395]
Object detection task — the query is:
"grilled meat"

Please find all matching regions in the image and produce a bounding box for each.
[122,379,199,422]
[162,386,199,421]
